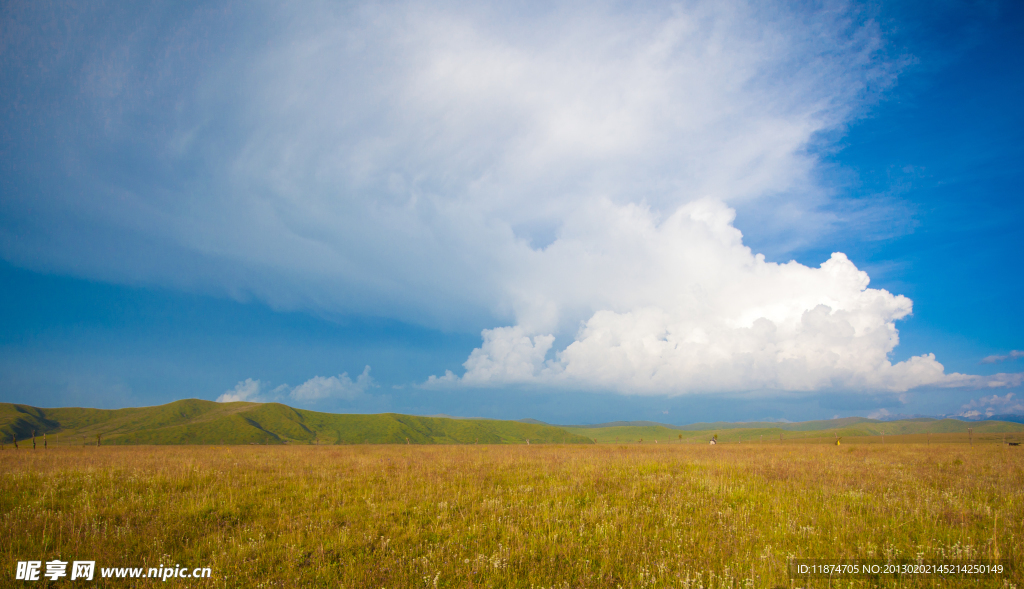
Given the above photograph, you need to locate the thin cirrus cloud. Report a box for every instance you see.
[1,0,1017,398]
[980,351,1024,364]
[216,367,375,404]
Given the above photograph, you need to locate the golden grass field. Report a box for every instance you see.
[2,443,1021,588]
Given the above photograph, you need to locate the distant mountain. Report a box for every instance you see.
[984,414,1024,424]
[0,400,593,446]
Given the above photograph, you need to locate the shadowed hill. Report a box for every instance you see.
[0,400,593,445]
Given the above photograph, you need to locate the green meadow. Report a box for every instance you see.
[563,418,1024,446]
[3,442,1022,587]
[3,402,1023,587]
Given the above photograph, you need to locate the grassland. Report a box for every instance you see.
[563,420,1024,445]
[2,443,1021,587]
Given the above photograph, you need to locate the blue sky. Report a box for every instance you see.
[1,0,1021,424]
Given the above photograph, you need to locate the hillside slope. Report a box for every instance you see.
[0,400,593,445]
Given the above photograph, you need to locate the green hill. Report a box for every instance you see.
[4,400,1020,446]
[0,400,593,446]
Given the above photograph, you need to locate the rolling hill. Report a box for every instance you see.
[0,400,593,445]
[3,400,1021,446]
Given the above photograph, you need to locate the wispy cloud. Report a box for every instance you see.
[980,350,1024,364]
[216,367,376,404]
[290,367,375,402]
[0,0,898,330]
[216,378,269,403]
[936,372,1024,390]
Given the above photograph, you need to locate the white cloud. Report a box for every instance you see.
[980,350,1024,364]
[2,0,898,330]
[428,199,954,394]
[216,378,266,403]
[957,393,1024,419]
[460,327,554,385]
[217,368,376,403]
[937,373,1024,390]
[8,0,1015,397]
[290,366,376,402]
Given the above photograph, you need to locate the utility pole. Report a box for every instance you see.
[969,428,973,447]
[32,430,36,449]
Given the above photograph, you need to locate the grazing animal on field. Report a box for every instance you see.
[1010,442,1020,447]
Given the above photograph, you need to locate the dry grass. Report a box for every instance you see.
[2,444,1021,587]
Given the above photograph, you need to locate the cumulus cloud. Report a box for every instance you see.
[290,367,376,402]
[428,199,954,394]
[980,350,1024,364]
[957,393,1024,420]
[217,368,376,403]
